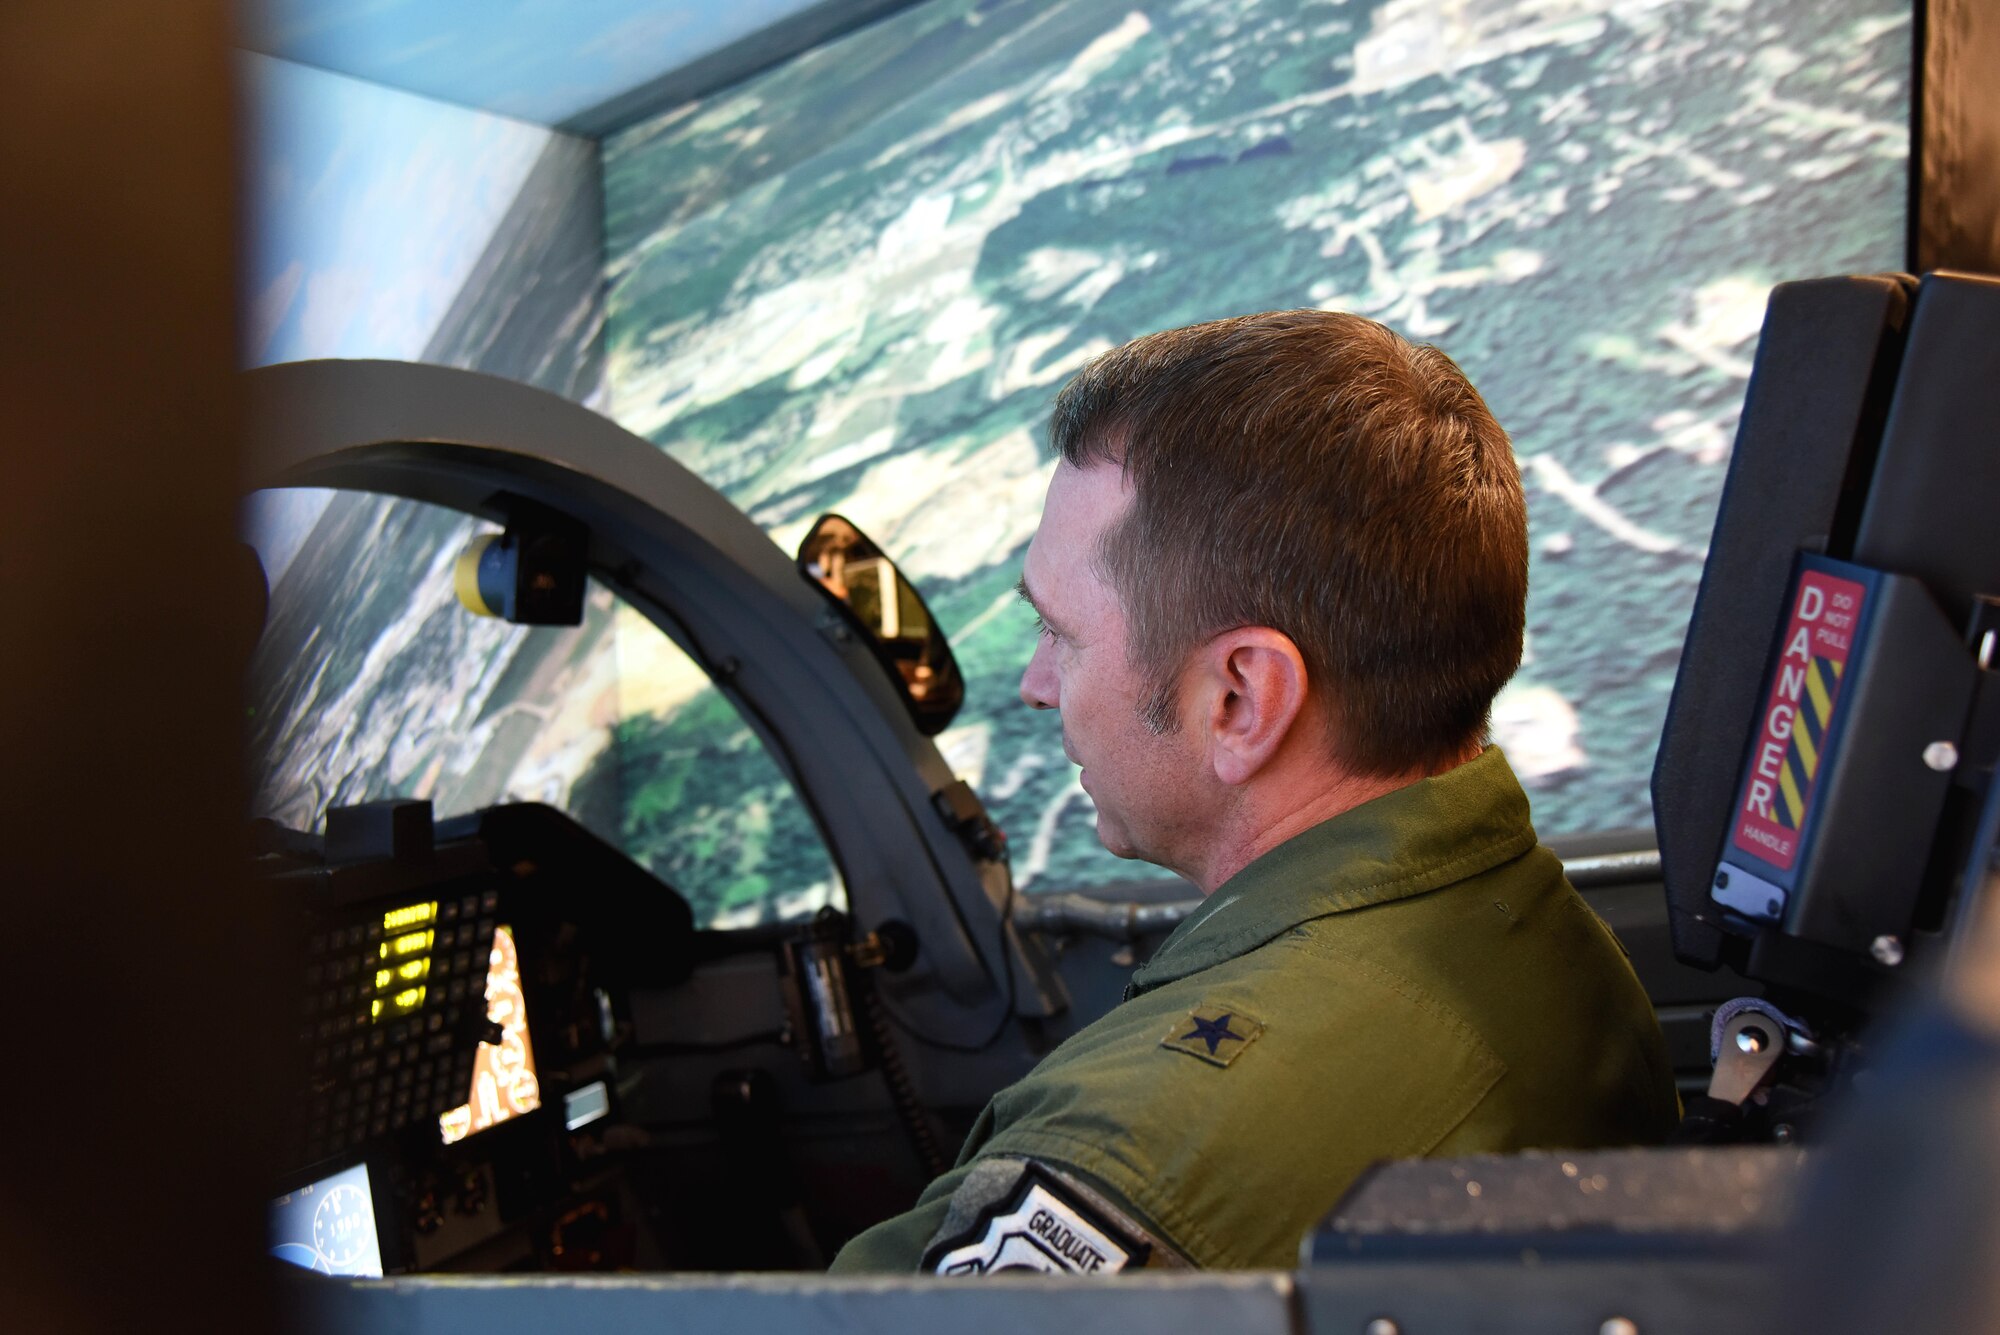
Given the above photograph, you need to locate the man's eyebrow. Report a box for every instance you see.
[1015,576,1059,632]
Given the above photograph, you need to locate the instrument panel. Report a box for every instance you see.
[261,798,695,1276]
[296,886,508,1167]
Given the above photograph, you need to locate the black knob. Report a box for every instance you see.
[872,920,919,973]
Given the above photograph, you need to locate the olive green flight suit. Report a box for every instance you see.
[831,747,1678,1271]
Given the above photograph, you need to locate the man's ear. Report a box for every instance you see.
[1195,627,1310,786]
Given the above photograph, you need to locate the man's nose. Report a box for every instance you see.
[1020,637,1058,710]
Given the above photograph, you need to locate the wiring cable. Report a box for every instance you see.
[861,982,952,1179]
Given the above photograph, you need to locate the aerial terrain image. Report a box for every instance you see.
[597,0,1909,907]
[250,0,1910,927]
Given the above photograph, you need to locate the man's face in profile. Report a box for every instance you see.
[1018,461,1203,869]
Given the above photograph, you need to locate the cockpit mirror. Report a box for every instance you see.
[797,514,964,736]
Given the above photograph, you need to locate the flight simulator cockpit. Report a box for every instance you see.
[242,264,2000,1331]
[242,357,1052,1278]
[16,0,2000,1330]
[178,0,2000,1325]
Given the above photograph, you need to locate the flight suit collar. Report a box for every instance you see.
[1126,746,1538,996]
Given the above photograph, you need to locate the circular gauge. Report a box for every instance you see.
[311,1183,372,1271]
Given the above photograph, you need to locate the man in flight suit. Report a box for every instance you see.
[831,310,1678,1273]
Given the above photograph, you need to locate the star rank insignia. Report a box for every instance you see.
[1160,1006,1264,1067]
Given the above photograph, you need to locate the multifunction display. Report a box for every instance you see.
[296,887,500,1166]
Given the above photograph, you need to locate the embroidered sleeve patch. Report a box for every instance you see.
[921,1161,1156,1275]
[1160,1006,1264,1067]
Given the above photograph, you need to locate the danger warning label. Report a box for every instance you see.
[1731,568,1867,871]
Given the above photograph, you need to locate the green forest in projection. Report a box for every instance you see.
[573,687,837,927]
[601,0,1911,901]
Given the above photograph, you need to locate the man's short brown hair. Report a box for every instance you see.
[1049,309,1527,778]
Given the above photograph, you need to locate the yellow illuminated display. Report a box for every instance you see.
[370,985,427,1023]
[379,929,433,960]
[366,918,439,1022]
[381,901,438,932]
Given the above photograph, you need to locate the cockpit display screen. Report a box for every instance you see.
[439,925,540,1145]
[269,1162,384,1278]
[295,888,500,1169]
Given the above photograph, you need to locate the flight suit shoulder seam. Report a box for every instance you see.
[1407,1061,1510,1159]
[1283,936,1511,1162]
[1269,929,1508,1080]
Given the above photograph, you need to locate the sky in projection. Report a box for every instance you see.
[242,52,551,370]
[240,53,556,585]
